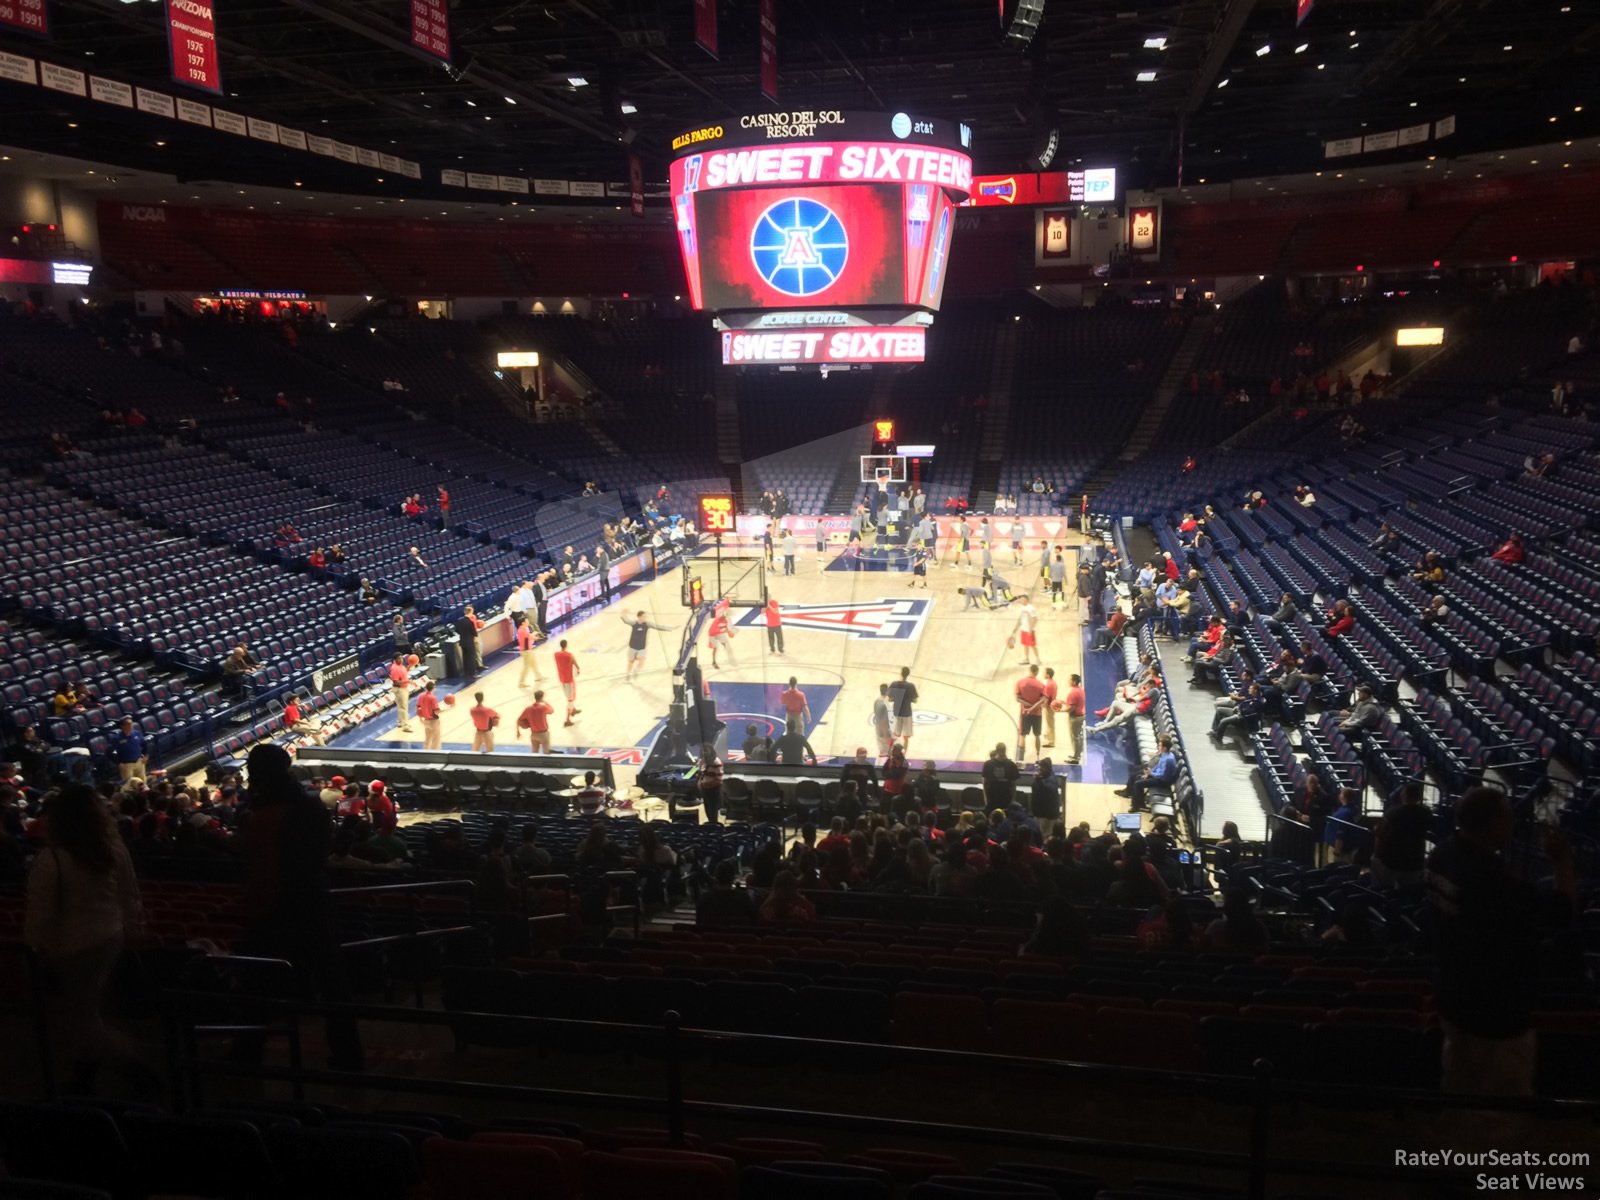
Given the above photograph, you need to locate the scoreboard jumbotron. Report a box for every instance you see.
[670,110,974,368]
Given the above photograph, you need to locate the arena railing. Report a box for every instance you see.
[157,994,1600,1200]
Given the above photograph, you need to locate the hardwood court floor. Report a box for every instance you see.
[372,536,1132,830]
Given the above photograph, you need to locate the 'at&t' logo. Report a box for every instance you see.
[750,196,848,298]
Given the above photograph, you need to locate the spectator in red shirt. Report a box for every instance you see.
[1325,600,1355,637]
[1490,533,1525,565]
[436,486,450,530]
[306,546,326,569]
[366,780,395,827]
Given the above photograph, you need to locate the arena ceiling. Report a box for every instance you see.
[0,0,1595,201]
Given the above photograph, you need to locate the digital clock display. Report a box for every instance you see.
[698,493,737,534]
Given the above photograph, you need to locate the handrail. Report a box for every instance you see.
[160,994,1600,1200]
[329,879,476,899]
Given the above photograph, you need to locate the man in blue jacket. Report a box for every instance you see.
[110,717,147,782]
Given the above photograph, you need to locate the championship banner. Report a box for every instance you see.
[410,0,450,64]
[628,152,644,218]
[758,0,777,102]
[167,0,221,94]
[0,0,48,38]
[694,0,718,58]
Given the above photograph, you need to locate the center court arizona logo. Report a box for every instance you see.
[732,598,933,641]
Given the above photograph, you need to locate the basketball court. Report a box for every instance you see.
[345,519,1135,834]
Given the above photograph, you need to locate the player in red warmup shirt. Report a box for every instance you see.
[553,639,581,726]
[707,607,736,668]
[517,690,555,753]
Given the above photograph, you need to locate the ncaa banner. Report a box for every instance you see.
[167,0,221,94]
[694,0,717,58]
[759,0,777,102]
[411,0,450,64]
[0,0,48,38]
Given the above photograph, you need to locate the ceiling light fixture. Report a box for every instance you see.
[1216,77,1230,88]
[504,96,517,105]
[1143,35,1167,49]
[1136,70,1157,81]
[620,101,638,114]
[567,75,589,87]
[1294,43,1308,53]
[464,99,476,107]
[1256,43,1270,56]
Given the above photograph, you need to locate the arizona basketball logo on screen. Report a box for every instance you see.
[750,196,849,298]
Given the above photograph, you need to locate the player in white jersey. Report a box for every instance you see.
[1010,594,1042,666]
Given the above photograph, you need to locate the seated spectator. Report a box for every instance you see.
[1190,633,1237,686]
[1212,683,1266,746]
[1490,533,1526,565]
[1338,685,1385,733]
[1138,896,1197,952]
[1184,615,1225,663]
[758,870,816,923]
[1262,592,1297,635]
[1410,551,1445,586]
[1324,600,1355,637]
[1367,523,1400,554]
[1022,895,1089,958]
[1419,594,1449,626]
[1086,678,1158,734]
[1205,888,1268,952]
[1089,607,1129,651]
[1116,736,1179,812]
[698,859,756,924]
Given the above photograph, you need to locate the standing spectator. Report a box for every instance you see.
[468,692,499,753]
[698,743,723,824]
[457,605,485,674]
[981,743,1020,809]
[594,542,612,602]
[392,613,411,658]
[1372,782,1430,890]
[237,744,362,1070]
[780,527,797,576]
[763,596,785,655]
[517,692,554,754]
[388,655,414,733]
[775,717,818,766]
[553,639,581,726]
[414,679,443,750]
[25,783,146,1092]
[1426,786,1575,1095]
[109,717,147,782]
[436,485,450,530]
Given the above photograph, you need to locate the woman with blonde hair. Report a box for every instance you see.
[25,784,144,1091]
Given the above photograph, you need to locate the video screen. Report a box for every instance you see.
[691,183,905,310]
